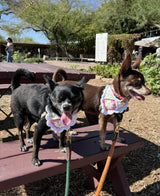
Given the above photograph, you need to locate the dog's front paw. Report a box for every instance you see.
[21,145,28,152]
[32,158,41,166]
[27,138,33,144]
[117,137,125,143]
[100,143,110,151]
[52,132,59,141]
[70,130,78,135]
[60,147,67,153]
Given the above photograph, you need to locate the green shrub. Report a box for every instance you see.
[24,57,43,63]
[12,51,43,63]
[13,51,24,63]
[88,63,120,78]
[0,54,5,62]
[87,53,160,96]
[107,34,140,63]
[69,64,79,69]
[140,53,160,95]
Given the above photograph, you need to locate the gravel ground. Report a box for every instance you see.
[0,60,160,196]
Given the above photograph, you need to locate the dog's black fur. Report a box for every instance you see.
[11,68,84,166]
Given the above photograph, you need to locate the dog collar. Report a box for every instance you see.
[100,85,128,115]
[45,105,77,133]
[111,85,126,101]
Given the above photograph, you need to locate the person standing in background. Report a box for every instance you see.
[137,46,142,57]
[5,37,14,62]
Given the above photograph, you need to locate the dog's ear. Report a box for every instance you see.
[119,53,132,75]
[43,74,58,91]
[75,77,85,89]
[132,52,142,70]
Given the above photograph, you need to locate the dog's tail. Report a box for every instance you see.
[52,68,67,82]
[11,68,35,91]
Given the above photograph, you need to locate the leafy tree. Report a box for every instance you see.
[0,35,5,42]
[95,0,136,34]
[12,36,36,43]
[132,0,160,31]
[0,0,94,57]
[1,0,160,58]
[95,0,160,34]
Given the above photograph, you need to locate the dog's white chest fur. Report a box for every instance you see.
[45,105,77,133]
[100,85,128,115]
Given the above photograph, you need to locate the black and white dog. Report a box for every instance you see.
[11,69,84,166]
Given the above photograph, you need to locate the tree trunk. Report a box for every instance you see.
[148,22,160,29]
[53,32,74,59]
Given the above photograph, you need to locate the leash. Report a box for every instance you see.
[43,106,74,195]
[95,114,122,196]
[65,129,71,196]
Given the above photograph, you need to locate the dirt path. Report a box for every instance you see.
[45,60,97,70]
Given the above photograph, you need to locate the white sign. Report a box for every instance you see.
[95,33,108,62]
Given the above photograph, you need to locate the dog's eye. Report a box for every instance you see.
[134,82,139,86]
[134,81,141,88]
[58,95,64,102]
[71,95,78,100]
[71,95,75,99]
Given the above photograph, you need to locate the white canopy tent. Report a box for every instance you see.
[135,36,160,48]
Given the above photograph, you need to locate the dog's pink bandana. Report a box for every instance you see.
[45,105,77,133]
[100,85,128,115]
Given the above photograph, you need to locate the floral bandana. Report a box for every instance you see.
[45,105,77,133]
[100,85,128,115]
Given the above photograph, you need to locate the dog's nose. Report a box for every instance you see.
[146,86,152,95]
[63,104,71,111]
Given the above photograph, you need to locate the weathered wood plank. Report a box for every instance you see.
[0,124,143,192]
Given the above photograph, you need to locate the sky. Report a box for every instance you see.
[0,13,50,44]
[0,0,101,44]
[0,29,50,44]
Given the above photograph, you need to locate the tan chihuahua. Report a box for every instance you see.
[53,53,151,150]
